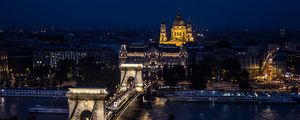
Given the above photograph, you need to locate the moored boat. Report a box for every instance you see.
[0,88,67,97]
[167,90,297,103]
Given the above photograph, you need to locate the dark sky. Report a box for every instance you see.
[1,0,300,29]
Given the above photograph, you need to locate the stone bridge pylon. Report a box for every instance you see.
[119,64,144,92]
[66,88,108,120]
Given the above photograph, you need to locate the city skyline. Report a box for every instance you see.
[1,0,300,29]
[0,1,300,120]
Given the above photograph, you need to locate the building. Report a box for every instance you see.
[119,43,188,68]
[0,51,9,81]
[119,42,188,79]
[159,10,194,46]
[33,47,117,68]
[234,45,261,78]
[272,50,300,78]
[286,51,300,76]
[192,41,262,79]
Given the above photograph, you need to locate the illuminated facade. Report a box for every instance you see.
[119,44,187,68]
[0,52,9,81]
[159,10,194,46]
[33,47,116,68]
[119,43,188,80]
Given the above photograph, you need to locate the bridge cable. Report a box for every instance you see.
[118,70,127,91]
[69,98,79,120]
[90,100,98,120]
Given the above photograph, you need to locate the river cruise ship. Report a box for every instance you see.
[0,88,67,97]
[167,90,299,103]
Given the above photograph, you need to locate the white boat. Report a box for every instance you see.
[167,90,297,103]
[28,105,68,114]
[0,88,67,97]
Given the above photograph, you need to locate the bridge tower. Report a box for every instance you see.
[119,64,144,92]
[66,88,108,120]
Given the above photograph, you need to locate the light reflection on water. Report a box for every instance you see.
[0,97,299,120]
[0,97,5,117]
[121,98,300,120]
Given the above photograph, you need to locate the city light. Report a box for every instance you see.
[0,1,299,120]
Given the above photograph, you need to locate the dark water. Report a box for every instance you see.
[1,97,300,120]
[120,98,300,120]
[0,97,68,120]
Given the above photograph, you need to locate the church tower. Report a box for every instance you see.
[186,17,194,42]
[159,18,167,43]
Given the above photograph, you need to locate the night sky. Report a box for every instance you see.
[1,0,300,29]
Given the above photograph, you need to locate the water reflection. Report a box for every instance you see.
[0,97,68,120]
[0,97,299,120]
[0,97,5,118]
[121,98,300,120]
[154,97,167,106]
[138,111,151,120]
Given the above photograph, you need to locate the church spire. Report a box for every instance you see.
[188,16,191,24]
[175,9,183,21]
[160,17,167,42]
[173,9,185,26]
[186,16,193,42]
[161,17,165,24]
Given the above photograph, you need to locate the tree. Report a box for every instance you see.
[77,57,119,90]
[167,113,175,120]
[162,65,186,86]
[190,64,207,89]
[77,57,105,86]
[239,69,250,81]
[157,70,163,80]
[239,80,251,90]
[238,69,251,90]
[163,66,177,86]
[201,57,217,79]
[54,70,67,87]
[189,57,217,89]
[27,66,51,87]
[30,66,50,79]
[172,65,186,81]
[57,59,76,79]
[220,58,241,81]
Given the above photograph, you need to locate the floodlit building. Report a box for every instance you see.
[159,10,194,46]
[0,52,9,81]
[119,44,187,68]
[33,47,117,68]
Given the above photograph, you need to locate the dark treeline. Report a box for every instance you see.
[9,57,119,91]
[163,56,251,90]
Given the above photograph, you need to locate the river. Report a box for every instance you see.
[0,97,299,120]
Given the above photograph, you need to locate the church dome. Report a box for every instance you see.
[173,11,185,26]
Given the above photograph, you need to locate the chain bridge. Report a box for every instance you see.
[66,64,150,120]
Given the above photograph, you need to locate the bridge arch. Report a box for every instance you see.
[80,110,92,120]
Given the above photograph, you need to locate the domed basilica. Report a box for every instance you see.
[159,10,194,46]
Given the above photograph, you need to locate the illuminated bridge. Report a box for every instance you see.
[67,64,150,120]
